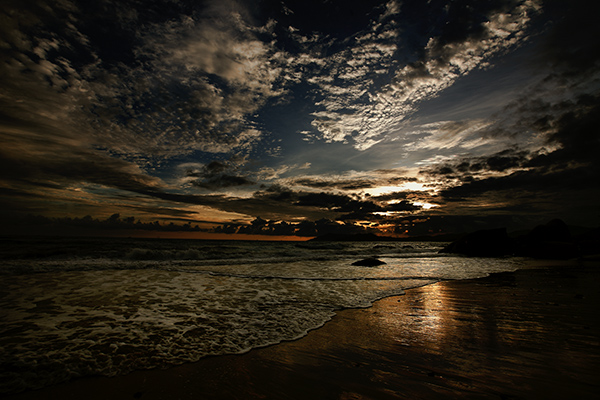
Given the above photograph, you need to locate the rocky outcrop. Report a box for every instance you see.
[575,227,600,256]
[440,219,590,259]
[525,219,572,242]
[515,219,578,259]
[440,228,514,257]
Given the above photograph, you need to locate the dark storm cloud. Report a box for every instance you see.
[214,216,373,237]
[541,97,600,165]
[533,0,600,78]
[0,0,280,162]
[186,161,255,190]
[304,0,540,150]
[0,138,161,195]
[127,186,333,222]
[484,92,599,147]
[435,91,600,188]
[118,204,196,219]
[482,151,526,172]
[0,0,289,222]
[296,192,380,213]
[435,97,600,222]
[418,3,600,227]
[440,170,551,200]
[422,0,524,49]
[2,0,598,236]
[292,177,376,190]
[477,0,600,142]
[212,217,384,237]
[250,184,424,221]
[370,190,440,208]
[424,148,530,179]
[0,213,206,236]
[370,191,411,202]
[385,201,421,212]
[436,168,600,227]
[291,172,418,191]
[258,0,390,40]
[253,185,378,214]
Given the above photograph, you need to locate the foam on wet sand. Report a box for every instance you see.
[6,261,599,400]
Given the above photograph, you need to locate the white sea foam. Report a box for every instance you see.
[0,239,525,394]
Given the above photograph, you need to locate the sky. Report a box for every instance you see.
[1,0,599,239]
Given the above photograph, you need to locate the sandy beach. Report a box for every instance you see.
[5,261,600,400]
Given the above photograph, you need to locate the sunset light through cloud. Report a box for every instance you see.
[1,0,599,239]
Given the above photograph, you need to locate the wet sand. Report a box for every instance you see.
[6,263,600,400]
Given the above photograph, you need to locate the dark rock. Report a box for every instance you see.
[574,227,600,256]
[515,219,578,259]
[440,228,514,257]
[516,240,579,259]
[526,219,572,242]
[441,219,588,259]
[351,257,386,267]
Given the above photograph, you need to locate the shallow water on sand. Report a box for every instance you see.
[0,238,526,394]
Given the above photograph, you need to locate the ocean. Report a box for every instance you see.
[0,237,526,394]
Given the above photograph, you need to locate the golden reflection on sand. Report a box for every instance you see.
[372,283,450,353]
[6,267,599,400]
[255,283,455,368]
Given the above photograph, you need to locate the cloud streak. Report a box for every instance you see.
[303,0,541,150]
[1,0,598,236]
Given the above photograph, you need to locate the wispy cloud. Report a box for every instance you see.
[303,0,541,150]
[404,120,495,152]
[0,0,288,165]
[0,0,290,215]
[2,0,598,234]
[180,160,255,190]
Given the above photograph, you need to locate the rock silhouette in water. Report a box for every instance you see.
[352,258,386,267]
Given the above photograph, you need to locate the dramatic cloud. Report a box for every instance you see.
[0,0,284,167]
[305,0,541,150]
[183,161,255,190]
[1,0,598,237]
[425,96,600,223]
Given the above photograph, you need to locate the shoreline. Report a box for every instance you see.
[5,260,600,399]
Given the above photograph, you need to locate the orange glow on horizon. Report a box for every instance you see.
[108,230,313,241]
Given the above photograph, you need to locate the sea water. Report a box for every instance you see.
[0,238,526,394]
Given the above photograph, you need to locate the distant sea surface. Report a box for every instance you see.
[0,237,526,394]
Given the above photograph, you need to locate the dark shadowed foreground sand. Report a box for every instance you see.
[6,262,600,400]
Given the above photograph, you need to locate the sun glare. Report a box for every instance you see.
[366,182,431,196]
[413,201,438,210]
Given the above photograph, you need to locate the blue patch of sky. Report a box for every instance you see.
[411,39,543,125]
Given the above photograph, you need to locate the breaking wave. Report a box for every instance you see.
[0,238,525,394]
